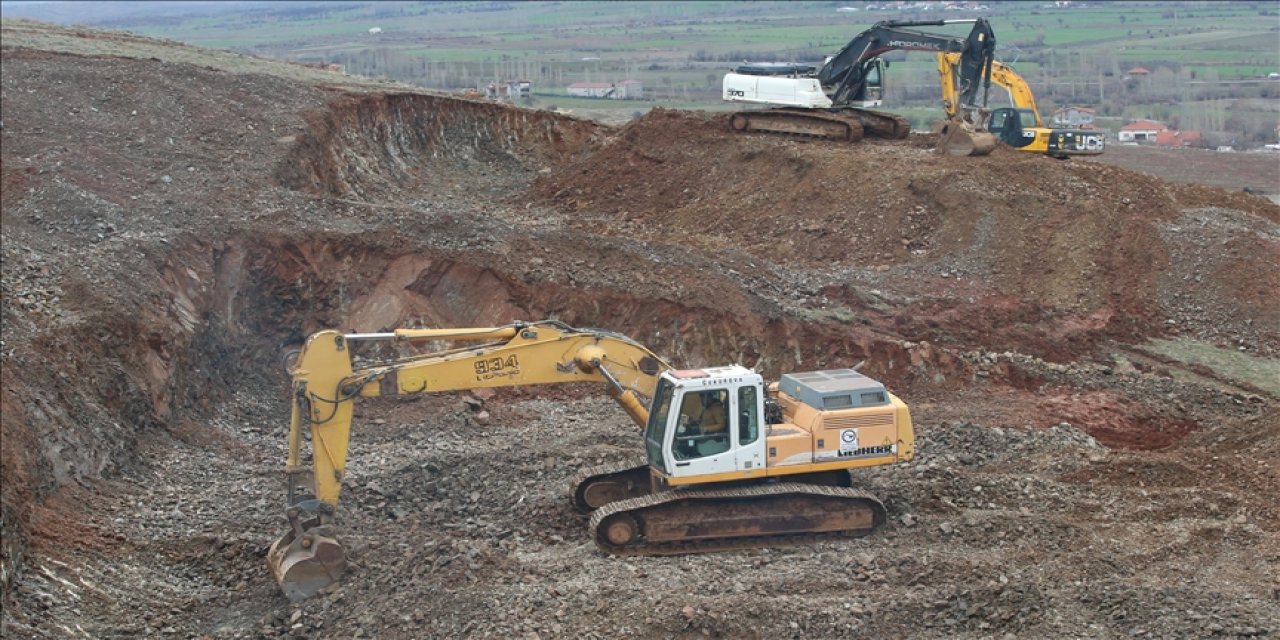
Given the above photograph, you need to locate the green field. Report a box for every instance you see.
[6,1,1277,142]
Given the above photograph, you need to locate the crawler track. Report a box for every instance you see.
[729,107,910,143]
[588,483,886,556]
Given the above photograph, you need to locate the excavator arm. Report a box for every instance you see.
[819,19,996,110]
[937,52,1039,125]
[286,320,667,505]
[270,320,670,600]
[988,62,1042,126]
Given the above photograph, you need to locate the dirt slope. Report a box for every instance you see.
[2,21,1278,639]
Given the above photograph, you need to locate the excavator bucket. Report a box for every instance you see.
[935,120,997,157]
[266,525,347,602]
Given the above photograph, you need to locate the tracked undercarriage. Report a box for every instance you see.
[729,107,911,143]
[589,483,886,555]
[573,466,887,555]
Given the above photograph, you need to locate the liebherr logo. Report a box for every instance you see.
[888,40,942,50]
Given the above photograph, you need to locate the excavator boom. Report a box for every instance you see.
[268,320,669,600]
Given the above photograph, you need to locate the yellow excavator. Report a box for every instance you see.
[937,52,1105,157]
[267,320,915,601]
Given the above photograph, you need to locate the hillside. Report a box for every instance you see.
[2,20,1278,639]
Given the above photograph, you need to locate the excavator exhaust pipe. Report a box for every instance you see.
[267,504,348,601]
[935,120,997,156]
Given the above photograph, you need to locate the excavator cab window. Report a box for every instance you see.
[863,59,884,102]
[989,107,1035,148]
[673,389,731,461]
[645,379,675,474]
[738,386,759,445]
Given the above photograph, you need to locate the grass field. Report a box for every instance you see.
[4,1,1276,140]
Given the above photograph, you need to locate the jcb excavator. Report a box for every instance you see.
[268,320,914,601]
[722,19,998,155]
[937,52,1105,158]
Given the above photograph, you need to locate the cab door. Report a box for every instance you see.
[734,384,766,472]
[861,59,884,106]
[667,387,739,480]
[989,108,1033,148]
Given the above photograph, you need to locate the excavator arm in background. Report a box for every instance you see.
[723,18,997,155]
[820,19,996,115]
[938,52,1105,157]
[268,320,670,601]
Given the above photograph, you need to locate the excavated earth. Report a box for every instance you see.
[2,21,1279,639]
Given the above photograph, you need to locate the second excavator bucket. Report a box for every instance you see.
[935,120,997,157]
[267,518,347,602]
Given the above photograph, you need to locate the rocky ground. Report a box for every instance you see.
[2,19,1278,639]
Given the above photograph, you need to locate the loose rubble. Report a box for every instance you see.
[2,21,1277,639]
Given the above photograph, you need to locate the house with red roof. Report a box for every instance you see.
[1117,119,1167,142]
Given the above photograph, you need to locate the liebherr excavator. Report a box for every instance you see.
[268,320,914,601]
[937,52,1105,158]
[722,18,998,155]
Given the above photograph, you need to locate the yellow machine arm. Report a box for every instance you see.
[938,52,1041,126]
[284,320,669,507]
[270,319,670,600]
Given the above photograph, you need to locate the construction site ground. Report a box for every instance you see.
[2,21,1278,639]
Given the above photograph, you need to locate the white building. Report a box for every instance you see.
[566,80,643,100]
[1052,106,1097,128]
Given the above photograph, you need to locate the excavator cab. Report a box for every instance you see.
[852,58,885,108]
[645,367,767,482]
[987,107,1039,148]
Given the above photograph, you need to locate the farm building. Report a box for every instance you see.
[1052,106,1096,128]
[1126,66,1151,77]
[486,80,532,102]
[1118,119,1168,142]
[566,80,643,99]
[1154,130,1203,149]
